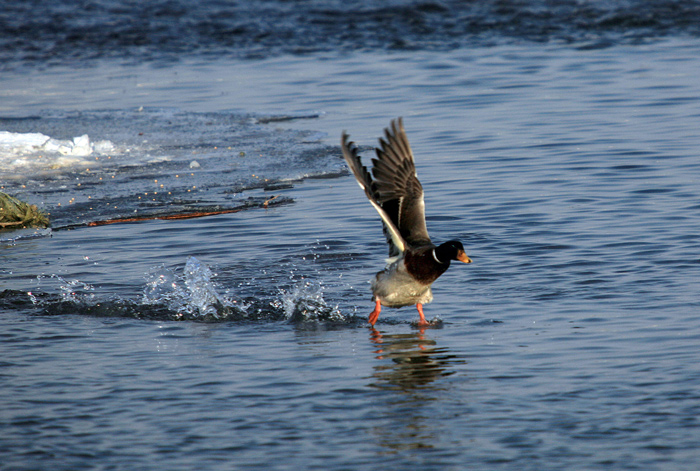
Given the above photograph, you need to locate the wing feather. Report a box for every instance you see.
[341,132,406,255]
[341,118,432,257]
[372,118,432,248]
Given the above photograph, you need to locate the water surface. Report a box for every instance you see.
[2,2,700,470]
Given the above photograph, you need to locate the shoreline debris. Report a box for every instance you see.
[0,192,50,229]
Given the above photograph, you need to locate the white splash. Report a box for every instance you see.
[142,257,230,319]
[277,280,344,322]
[35,274,95,303]
[183,256,227,318]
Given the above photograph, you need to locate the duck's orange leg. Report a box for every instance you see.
[416,303,430,327]
[368,299,381,326]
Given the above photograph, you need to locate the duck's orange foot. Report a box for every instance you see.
[410,318,443,328]
[411,303,442,328]
[368,299,381,326]
[416,303,427,325]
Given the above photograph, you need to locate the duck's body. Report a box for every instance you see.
[341,118,471,327]
[373,246,450,308]
[372,255,435,309]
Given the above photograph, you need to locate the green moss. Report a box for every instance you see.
[0,192,50,229]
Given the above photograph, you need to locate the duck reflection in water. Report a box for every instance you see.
[369,327,462,390]
[367,327,466,452]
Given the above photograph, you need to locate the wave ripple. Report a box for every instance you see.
[3,0,700,68]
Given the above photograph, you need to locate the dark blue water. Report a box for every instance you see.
[3,0,700,68]
[2,1,700,470]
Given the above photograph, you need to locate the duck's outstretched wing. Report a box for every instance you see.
[341,131,407,256]
[371,118,432,250]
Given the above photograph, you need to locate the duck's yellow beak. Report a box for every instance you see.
[457,250,472,264]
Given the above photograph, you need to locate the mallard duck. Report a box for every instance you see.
[341,117,472,327]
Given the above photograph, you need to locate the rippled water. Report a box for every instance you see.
[4,0,700,67]
[3,1,700,470]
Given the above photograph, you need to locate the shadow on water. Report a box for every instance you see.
[367,327,467,452]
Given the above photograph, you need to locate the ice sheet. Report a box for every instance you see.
[0,130,117,173]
